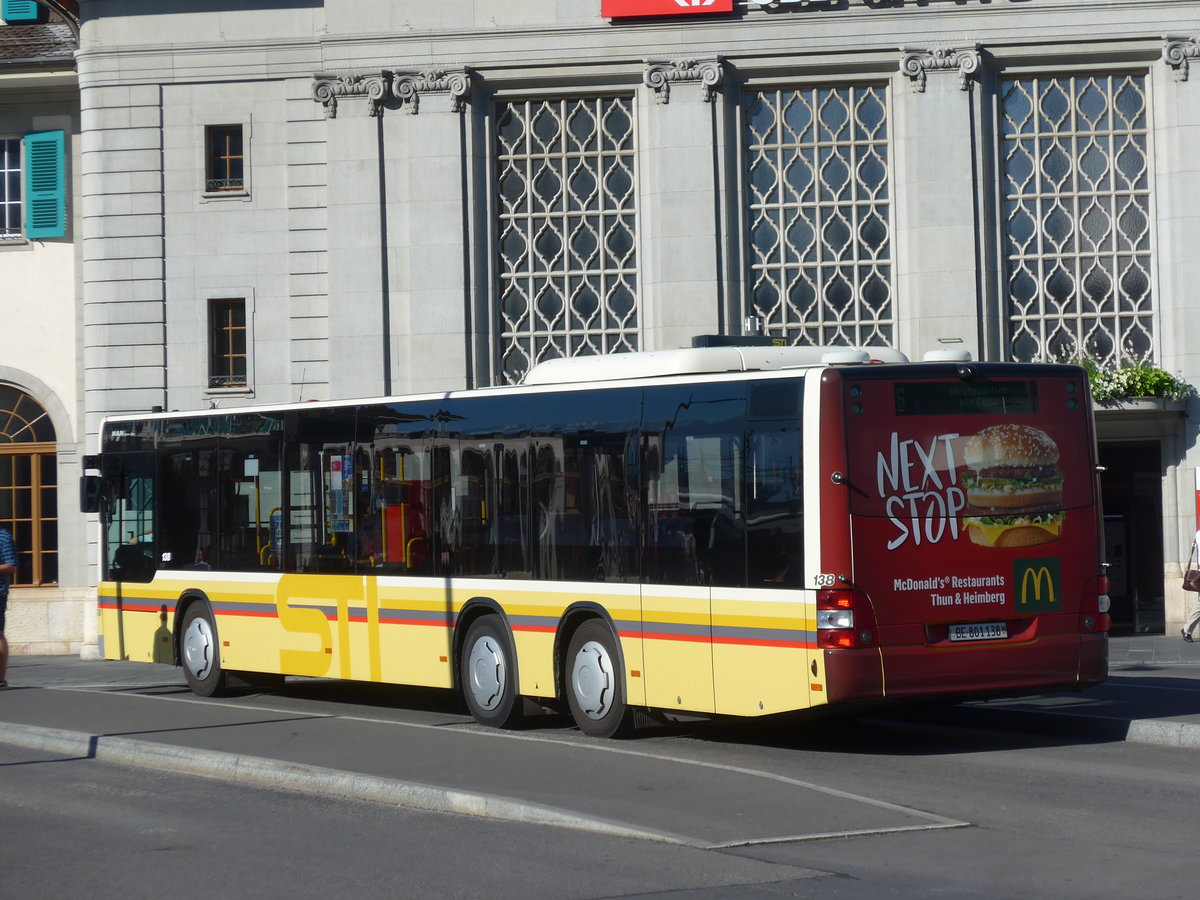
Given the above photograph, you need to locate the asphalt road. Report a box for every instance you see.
[2,654,1199,898]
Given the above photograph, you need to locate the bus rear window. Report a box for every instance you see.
[893,381,1039,416]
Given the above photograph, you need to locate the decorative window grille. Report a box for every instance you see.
[209,299,248,388]
[205,125,244,193]
[1001,74,1153,366]
[0,387,57,585]
[1,139,21,240]
[494,97,638,385]
[743,85,893,347]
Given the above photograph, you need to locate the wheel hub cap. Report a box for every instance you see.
[467,636,506,711]
[183,617,213,680]
[571,640,614,720]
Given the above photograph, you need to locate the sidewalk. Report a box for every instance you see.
[1106,631,1200,667]
[0,633,1197,844]
[890,632,1200,748]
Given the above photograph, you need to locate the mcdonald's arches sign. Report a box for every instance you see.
[602,0,734,18]
[1015,558,1062,613]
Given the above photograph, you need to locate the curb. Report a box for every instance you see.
[1124,718,1200,749]
[0,721,692,845]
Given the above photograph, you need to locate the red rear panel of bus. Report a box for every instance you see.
[831,364,1107,703]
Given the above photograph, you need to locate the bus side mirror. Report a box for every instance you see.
[80,475,102,514]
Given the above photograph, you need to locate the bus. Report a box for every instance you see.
[85,345,1109,737]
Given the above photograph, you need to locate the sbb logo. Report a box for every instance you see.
[602,1,734,18]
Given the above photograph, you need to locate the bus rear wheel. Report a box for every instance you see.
[566,620,634,738]
[179,603,230,697]
[460,617,523,729]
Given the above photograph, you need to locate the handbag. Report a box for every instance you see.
[1185,542,1200,592]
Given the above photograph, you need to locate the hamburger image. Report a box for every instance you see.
[961,424,1065,548]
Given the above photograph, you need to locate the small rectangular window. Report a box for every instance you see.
[1,139,20,240]
[206,125,244,193]
[209,299,248,388]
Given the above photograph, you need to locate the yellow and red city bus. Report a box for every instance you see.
[88,346,1109,736]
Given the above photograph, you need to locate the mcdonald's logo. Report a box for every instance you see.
[1014,557,1061,613]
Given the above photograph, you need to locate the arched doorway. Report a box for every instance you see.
[0,386,57,585]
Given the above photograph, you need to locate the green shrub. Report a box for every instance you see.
[1079,359,1193,404]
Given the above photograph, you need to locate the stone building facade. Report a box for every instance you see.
[0,2,88,655]
[68,0,1200,645]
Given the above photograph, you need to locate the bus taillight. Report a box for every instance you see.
[816,589,877,649]
[1080,574,1112,634]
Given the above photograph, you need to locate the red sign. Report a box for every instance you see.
[602,0,734,18]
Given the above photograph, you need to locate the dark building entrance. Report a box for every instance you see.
[1099,442,1165,634]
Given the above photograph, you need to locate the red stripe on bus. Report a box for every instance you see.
[217,608,281,618]
[712,637,813,649]
[621,631,710,644]
[98,603,165,614]
[376,618,453,628]
[621,629,811,649]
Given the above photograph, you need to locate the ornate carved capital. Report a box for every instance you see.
[1164,37,1200,83]
[900,47,981,94]
[643,58,724,105]
[312,72,388,118]
[390,69,472,115]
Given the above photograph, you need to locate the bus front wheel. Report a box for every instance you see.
[179,603,230,697]
[566,620,634,738]
[460,617,523,729]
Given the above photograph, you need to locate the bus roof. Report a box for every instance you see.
[99,345,935,429]
[521,345,911,385]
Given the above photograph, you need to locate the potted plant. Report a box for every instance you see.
[1079,359,1193,408]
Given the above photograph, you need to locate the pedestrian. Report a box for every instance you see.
[1185,529,1200,644]
[0,525,16,688]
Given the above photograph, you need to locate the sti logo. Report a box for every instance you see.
[602,1,734,18]
[1014,558,1062,613]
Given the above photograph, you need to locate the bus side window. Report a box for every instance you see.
[353,402,442,576]
[215,429,285,572]
[643,384,747,587]
[747,425,803,587]
[531,389,637,583]
[318,445,355,572]
[370,444,432,574]
[287,459,320,573]
[160,449,214,570]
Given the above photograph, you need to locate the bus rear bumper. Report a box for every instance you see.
[825,632,1108,705]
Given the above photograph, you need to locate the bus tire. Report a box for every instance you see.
[565,619,634,738]
[179,603,230,697]
[460,617,523,729]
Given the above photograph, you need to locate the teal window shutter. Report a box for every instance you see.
[24,130,65,239]
[2,1,43,24]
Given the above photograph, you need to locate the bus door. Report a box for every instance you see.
[840,366,1102,698]
[97,447,159,663]
[103,451,158,584]
[640,382,746,715]
[722,378,811,717]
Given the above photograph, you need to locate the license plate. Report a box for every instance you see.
[948,622,1007,642]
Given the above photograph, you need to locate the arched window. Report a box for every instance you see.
[0,387,57,585]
